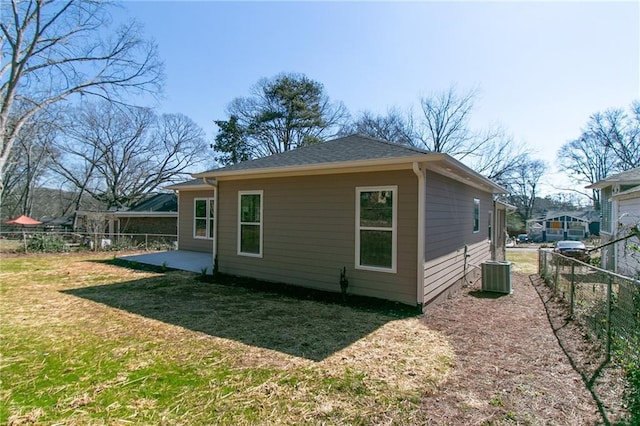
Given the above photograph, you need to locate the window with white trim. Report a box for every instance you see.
[356,186,397,273]
[194,198,215,239]
[238,191,263,257]
[473,198,480,233]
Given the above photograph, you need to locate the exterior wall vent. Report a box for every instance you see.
[481,260,512,294]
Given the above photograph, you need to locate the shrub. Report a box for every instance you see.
[146,239,175,251]
[614,333,640,424]
[27,234,69,253]
[108,237,139,251]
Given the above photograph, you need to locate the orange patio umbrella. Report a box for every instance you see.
[4,215,42,252]
[4,215,42,225]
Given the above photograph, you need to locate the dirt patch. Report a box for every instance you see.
[530,275,630,424]
[421,273,605,425]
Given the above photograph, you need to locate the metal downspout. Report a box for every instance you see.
[412,162,426,311]
[203,178,218,273]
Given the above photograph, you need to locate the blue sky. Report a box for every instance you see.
[115,1,639,196]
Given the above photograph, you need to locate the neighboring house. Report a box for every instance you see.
[40,216,74,231]
[170,135,509,309]
[75,193,177,237]
[526,210,599,242]
[587,167,640,277]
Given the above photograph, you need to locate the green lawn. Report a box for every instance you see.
[0,253,453,425]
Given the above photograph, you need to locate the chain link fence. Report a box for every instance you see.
[539,249,640,423]
[0,230,177,253]
[539,249,639,362]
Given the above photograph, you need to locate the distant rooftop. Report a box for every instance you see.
[129,193,177,212]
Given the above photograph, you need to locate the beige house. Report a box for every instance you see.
[169,135,508,309]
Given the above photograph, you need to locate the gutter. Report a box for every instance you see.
[413,162,426,312]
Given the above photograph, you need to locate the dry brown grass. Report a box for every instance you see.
[506,248,539,274]
[2,250,612,425]
[0,239,23,253]
[1,252,453,425]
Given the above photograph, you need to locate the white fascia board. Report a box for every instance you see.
[112,212,177,218]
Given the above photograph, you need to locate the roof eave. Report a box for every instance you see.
[111,211,177,218]
[191,152,507,195]
[430,156,509,194]
[586,178,640,190]
[495,200,517,211]
[585,182,606,190]
[192,154,440,180]
[165,179,213,191]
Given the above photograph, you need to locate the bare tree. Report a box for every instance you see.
[586,103,640,170]
[558,101,640,208]
[341,108,414,146]
[49,102,207,209]
[507,157,548,221]
[343,87,527,188]
[557,133,617,209]
[415,86,478,156]
[413,86,529,184]
[0,0,164,203]
[465,128,529,188]
[1,108,58,217]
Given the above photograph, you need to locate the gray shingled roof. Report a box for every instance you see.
[600,167,640,183]
[199,134,431,174]
[164,178,211,191]
[168,178,204,187]
[587,166,640,189]
[189,134,507,194]
[129,193,177,212]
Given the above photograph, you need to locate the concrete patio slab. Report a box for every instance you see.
[119,250,212,274]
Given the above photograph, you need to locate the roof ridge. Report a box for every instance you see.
[346,133,432,155]
[199,134,431,175]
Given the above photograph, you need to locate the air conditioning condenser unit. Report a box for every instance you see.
[481,260,512,294]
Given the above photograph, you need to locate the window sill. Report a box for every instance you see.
[356,264,396,274]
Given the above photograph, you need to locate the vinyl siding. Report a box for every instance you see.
[176,189,215,253]
[423,170,493,303]
[494,208,507,261]
[616,196,640,277]
[216,171,419,305]
[601,186,613,234]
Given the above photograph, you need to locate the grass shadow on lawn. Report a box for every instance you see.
[63,259,417,362]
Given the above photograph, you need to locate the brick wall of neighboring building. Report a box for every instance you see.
[118,216,177,235]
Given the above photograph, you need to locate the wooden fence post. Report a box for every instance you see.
[554,257,560,292]
[570,263,575,317]
[538,249,542,276]
[606,276,613,358]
